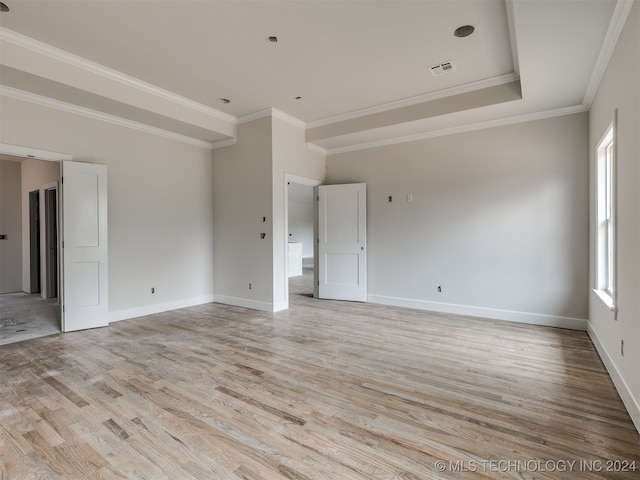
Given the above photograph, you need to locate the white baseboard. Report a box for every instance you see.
[588,325,640,434]
[109,294,215,323]
[367,294,588,330]
[213,294,274,312]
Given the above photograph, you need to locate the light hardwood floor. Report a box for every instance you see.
[1,275,639,479]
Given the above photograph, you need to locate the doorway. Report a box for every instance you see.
[0,156,62,345]
[29,190,41,294]
[286,180,317,302]
[45,187,58,299]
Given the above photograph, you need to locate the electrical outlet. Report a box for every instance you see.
[151,287,155,294]
[388,196,393,203]
[621,339,624,356]
[437,286,442,293]
[249,283,252,290]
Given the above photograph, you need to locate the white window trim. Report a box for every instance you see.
[594,116,617,313]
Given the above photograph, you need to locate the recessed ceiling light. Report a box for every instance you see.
[454,25,475,38]
[219,98,230,104]
[267,36,278,43]
[0,2,10,12]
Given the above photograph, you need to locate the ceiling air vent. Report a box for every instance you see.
[429,60,456,77]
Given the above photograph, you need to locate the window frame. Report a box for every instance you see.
[594,121,617,312]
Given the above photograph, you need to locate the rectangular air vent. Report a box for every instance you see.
[429,60,456,76]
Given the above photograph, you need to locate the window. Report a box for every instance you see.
[595,123,616,310]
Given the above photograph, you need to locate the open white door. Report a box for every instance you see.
[317,183,366,301]
[61,161,108,332]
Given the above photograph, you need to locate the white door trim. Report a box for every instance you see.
[39,181,58,300]
[283,173,322,310]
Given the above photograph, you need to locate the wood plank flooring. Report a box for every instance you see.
[1,283,639,478]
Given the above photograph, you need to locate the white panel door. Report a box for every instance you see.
[61,161,108,332]
[317,183,366,301]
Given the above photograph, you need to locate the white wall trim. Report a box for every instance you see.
[272,108,306,129]
[0,143,73,161]
[306,142,327,155]
[211,138,238,150]
[587,325,640,433]
[214,294,274,312]
[238,108,273,125]
[307,73,520,129]
[1,86,216,149]
[238,108,307,130]
[582,0,635,107]
[272,300,288,312]
[367,294,588,330]
[325,104,588,155]
[109,294,215,323]
[0,28,237,125]
[505,0,520,76]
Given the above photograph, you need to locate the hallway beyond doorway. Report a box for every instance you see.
[0,293,60,345]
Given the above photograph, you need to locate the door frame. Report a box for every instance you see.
[283,173,322,309]
[1,143,71,312]
[42,182,59,300]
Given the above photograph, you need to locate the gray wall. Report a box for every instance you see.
[0,160,22,293]
[588,1,640,430]
[327,112,589,327]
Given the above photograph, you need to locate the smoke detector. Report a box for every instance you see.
[428,60,457,77]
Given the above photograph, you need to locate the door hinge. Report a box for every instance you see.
[61,177,63,184]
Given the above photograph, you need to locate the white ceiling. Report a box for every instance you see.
[0,0,629,154]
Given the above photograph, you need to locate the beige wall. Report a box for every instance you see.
[0,160,22,293]
[588,1,640,430]
[1,95,215,319]
[327,112,589,327]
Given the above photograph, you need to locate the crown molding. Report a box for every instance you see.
[0,143,73,161]
[325,104,588,155]
[237,108,273,125]
[505,0,520,76]
[306,72,520,130]
[0,28,238,125]
[306,142,327,156]
[238,108,306,130]
[583,0,635,107]
[272,108,306,129]
[210,138,237,149]
[1,86,217,149]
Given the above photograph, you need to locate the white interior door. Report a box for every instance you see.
[61,161,108,332]
[317,183,366,301]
